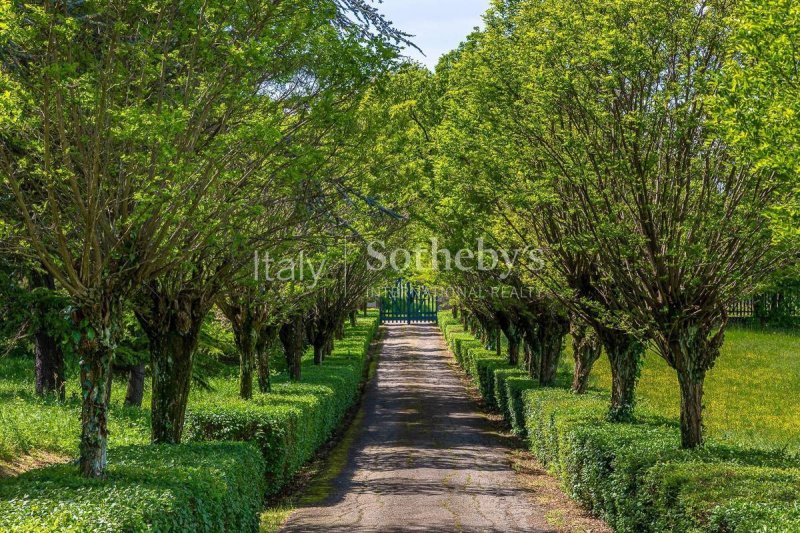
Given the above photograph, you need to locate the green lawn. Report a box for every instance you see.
[0,314,376,464]
[573,328,800,452]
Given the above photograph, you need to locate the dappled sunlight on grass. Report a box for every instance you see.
[575,328,800,451]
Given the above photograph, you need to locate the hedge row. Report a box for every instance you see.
[0,314,379,532]
[185,314,380,496]
[438,310,800,533]
[0,442,266,532]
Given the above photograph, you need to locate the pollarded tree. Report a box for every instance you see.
[509,0,794,447]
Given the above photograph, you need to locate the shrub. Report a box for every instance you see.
[493,368,527,422]
[474,357,508,407]
[0,442,265,532]
[645,462,800,532]
[503,376,537,436]
[185,316,378,496]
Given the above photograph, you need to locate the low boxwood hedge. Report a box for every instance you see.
[474,356,508,407]
[503,375,538,436]
[185,315,379,496]
[438,311,800,532]
[493,368,527,422]
[0,442,265,532]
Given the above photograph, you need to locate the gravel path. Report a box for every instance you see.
[279,323,561,533]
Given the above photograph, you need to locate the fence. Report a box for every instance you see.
[729,290,800,330]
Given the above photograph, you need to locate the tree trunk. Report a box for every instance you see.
[30,269,65,401]
[570,321,602,394]
[313,343,324,365]
[103,366,114,406]
[508,337,520,366]
[452,306,459,319]
[256,326,277,393]
[75,300,118,479]
[350,311,357,327]
[664,325,723,449]
[599,329,644,422]
[523,337,540,380]
[677,370,705,448]
[496,330,502,357]
[34,328,65,401]
[124,363,146,408]
[537,318,567,386]
[235,323,257,400]
[239,335,256,400]
[148,329,199,443]
[79,343,112,478]
[280,319,304,381]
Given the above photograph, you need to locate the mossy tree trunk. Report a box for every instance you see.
[256,325,278,393]
[536,316,568,386]
[136,290,207,444]
[30,269,65,401]
[148,327,201,443]
[570,319,602,394]
[597,327,644,422]
[124,363,146,408]
[280,318,305,381]
[74,297,119,478]
[663,324,724,449]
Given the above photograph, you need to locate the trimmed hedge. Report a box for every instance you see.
[0,442,265,532]
[504,375,537,436]
[438,310,800,533]
[185,315,379,496]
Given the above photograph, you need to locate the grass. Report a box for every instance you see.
[569,328,800,452]
[0,312,379,464]
[0,358,150,462]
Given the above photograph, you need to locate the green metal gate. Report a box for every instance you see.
[379,280,438,324]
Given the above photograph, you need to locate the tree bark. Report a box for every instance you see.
[34,328,65,401]
[349,311,357,327]
[256,326,277,393]
[313,343,324,365]
[678,369,705,448]
[148,328,199,443]
[124,363,146,408]
[537,318,568,386]
[30,269,65,400]
[75,299,118,479]
[230,316,258,400]
[598,329,644,422]
[280,319,304,381]
[238,330,256,400]
[570,320,602,394]
[79,343,112,478]
[508,337,520,366]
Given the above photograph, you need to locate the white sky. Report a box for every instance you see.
[375,0,490,70]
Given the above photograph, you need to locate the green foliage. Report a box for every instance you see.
[503,376,537,436]
[0,442,265,532]
[474,356,508,407]
[184,315,378,496]
[492,368,527,423]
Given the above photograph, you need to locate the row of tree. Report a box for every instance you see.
[0,0,419,478]
[391,0,799,449]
